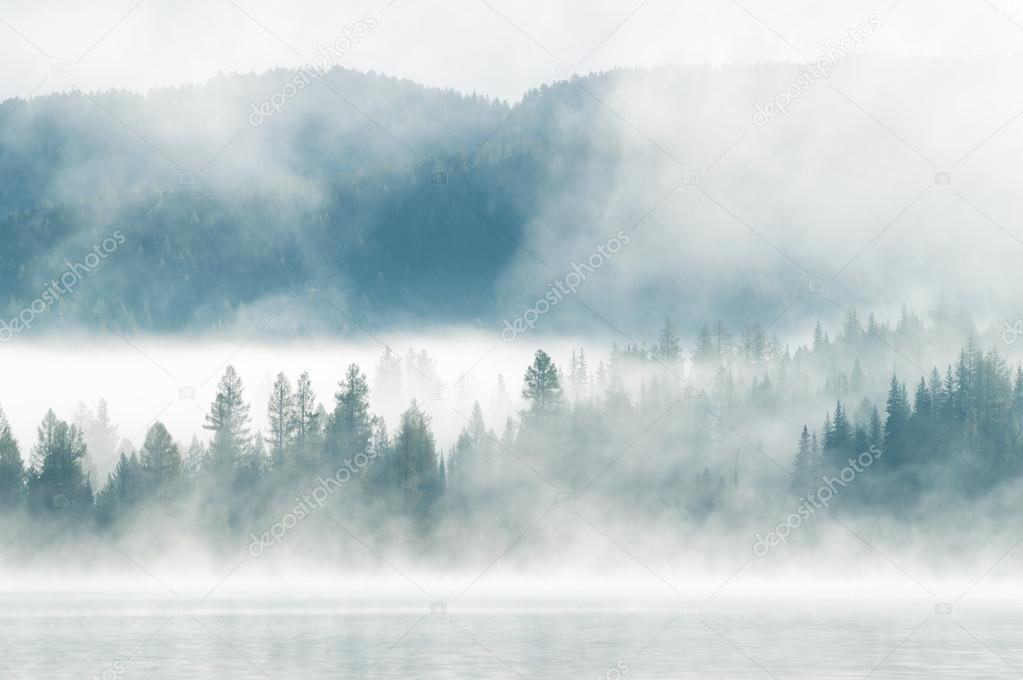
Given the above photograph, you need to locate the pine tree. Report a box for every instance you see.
[884,374,910,464]
[792,425,816,492]
[741,323,767,362]
[868,406,883,449]
[294,371,319,462]
[929,368,946,417]
[404,349,438,402]
[140,422,183,502]
[569,349,590,402]
[326,364,373,462]
[0,407,24,508]
[96,452,143,525]
[693,324,715,364]
[851,359,865,392]
[813,321,828,351]
[184,435,206,479]
[266,372,296,468]
[203,365,251,471]
[375,346,405,407]
[27,410,93,513]
[1014,366,1023,416]
[72,399,119,478]
[654,318,682,369]
[393,400,441,516]
[522,349,562,420]
[489,373,512,422]
[913,378,933,420]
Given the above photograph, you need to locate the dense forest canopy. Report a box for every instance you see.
[3,59,1021,337]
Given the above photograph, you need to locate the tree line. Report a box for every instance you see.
[0,312,1018,552]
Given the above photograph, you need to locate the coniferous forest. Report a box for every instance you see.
[1,308,1019,568]
[4,4,1023,677]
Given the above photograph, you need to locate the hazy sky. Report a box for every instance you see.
[2,0,1023,101]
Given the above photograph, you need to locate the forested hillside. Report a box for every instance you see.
[6,58,1016,335]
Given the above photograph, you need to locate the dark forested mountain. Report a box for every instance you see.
[3,58,1022,335]
[0,68,539,331]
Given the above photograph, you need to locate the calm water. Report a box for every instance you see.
[1,597,1020,679]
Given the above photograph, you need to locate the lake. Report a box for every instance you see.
[1,595,1019,679]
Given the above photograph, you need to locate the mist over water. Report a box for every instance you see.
[5,1,1023,676]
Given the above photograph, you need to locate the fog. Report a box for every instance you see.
[3,309,1023,599]
[4,0,1023,101]
[0,331,587,469]
[5,10,1023,671]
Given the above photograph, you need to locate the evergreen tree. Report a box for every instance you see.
[884,374,911,464]
[792,425,817,492]
[393,400,442,516]
[404,349,438,402]
[203,366,251,471]
[741,323,768,362]
[140,422,183,501]
[522,349,562,421]
[850,359,865,392]
[813,321,828,351]
[693,324,715,364]
[27,410,93,514]
[913,378,933,421]
[867,406,883,449]
[184,435,206,480]
[0,407,24,508]
[294,371,319,462]
[374,346,405,407]
[96,452,143,525]
[568,349,590,402]
[489,373,512,423]
[654,318,682,369]
[326,364,373,462]
[823,401,852,469]
[267,372,296,468]
[74,399,119,476]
